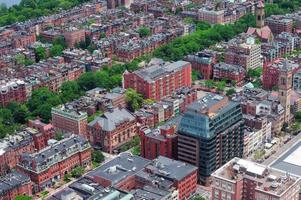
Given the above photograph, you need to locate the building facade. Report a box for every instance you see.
[17,134,92,191]
[177,93,244,185]
[123,59,192,100]
[51,105,88,136]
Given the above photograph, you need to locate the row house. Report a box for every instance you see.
[185,50,218,80]
[213,62,246,86]
[17,134,92,191]
[265,15,293,35]
[88,108,137,153]
[0,80,27,107]
[0,172,32,200]
[115,33,173,62]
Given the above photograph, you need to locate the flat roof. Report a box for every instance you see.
[270,140,301,177]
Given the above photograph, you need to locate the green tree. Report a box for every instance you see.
[125,89,144,111]
[226,88,236,96]
[138,26,151,38]
[14,54,26,65]
[53,36,67,48]
[60,81,82,103]
[71,166,85,178]
[15,195,32,200]
[92,150,105,163]
[78,72,96,91]
[50,44,64,57]
[194,196,205,200]
[13,104,30,124]
[34,46,46,62]
[204,80,215,88]
[192,69,201,81]
[55,132,64,141]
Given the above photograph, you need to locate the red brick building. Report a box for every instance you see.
[12,32,36,48]
[123,59,192,100]
[0,131,35,176]
[63,29,86,48]
[87,153,198,200]
[0,80,27,107]
[265,16,293,35]
[140,125,178,160]
[28,119,55,151]
[0,172,32,200]
[263,59,299,90]
[213,62,246,86]
[17,134,91,191]
[88,108,137,153]
[185,50,217,80]
[51,105,88,136]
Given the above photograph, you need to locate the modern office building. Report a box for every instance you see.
[177,93,244,185]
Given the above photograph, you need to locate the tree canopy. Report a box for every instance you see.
[138,26,151,38]
[125,89,144,112]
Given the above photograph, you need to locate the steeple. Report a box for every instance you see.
[256,1,265,28]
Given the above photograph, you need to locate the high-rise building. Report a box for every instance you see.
[278,60,293,123]
[177,93,244,185]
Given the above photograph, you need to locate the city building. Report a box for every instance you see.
[270,140,301,178]
[107,0,133,9]
[225,36,262,70]
[265,15,293,35]
[198,9,224,25]
[17,134,92,191]
[213,62,246,86]
[293,68,301,93]
[0,172,32,200]
[51,105,88,136]
[212,158,301,200]
[88,108,137,153]
[185,50,217,80]
[278,60,293,123]
[247,1,273,42]
[0,131,36,176]
[49,177,133,200]
[0,80,27,107]
[123,59,192,100]
[86,152,198,200]
[243,126,266,157]
[140,125,178,160]
[177,93,244,185]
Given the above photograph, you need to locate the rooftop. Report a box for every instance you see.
[0,172,31,195]
[270,140,301,177]
[213,158,301,197]
[86,152,151,186]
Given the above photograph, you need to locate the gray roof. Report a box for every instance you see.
[86,152,151,186]
[270,140,301,177]
[0,172,31,195]
[89,108,135,131]
[134,60,190,83]
[145,156,198,181]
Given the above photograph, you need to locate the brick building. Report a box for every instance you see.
[28,120,55,151]
[225,37,262,70]
[0,131,36,176]
[123,59,192,100]
[12,32,36,48]
[263,59,299,90]
[107,0,133,9]
[51,105,88,136]
[265,15,293,35]
[17,134,91,191]
[0,172,32,200]
[185,50,217,80]
[88,108,137,153]
[0,80,27,107]
[198,9,224,24]
[140,125,178,160]
[86,152,198,200]
[213,62,246,86]
[211,158,301,200]
[63,29,86,48]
